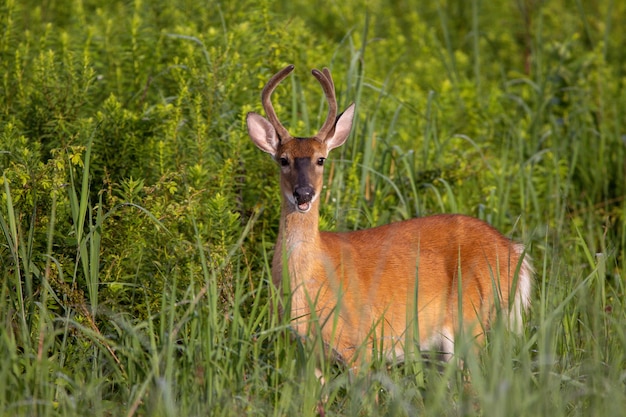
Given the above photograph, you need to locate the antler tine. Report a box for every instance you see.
[311,67,338,140]
[261,64,295,140]
[322,68,335,95]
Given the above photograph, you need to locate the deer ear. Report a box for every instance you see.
[324,103,355,151]
[247,112,278,156]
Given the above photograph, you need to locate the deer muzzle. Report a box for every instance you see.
[293,185,314,212]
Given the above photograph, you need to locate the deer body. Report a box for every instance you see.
[248,65,532,366]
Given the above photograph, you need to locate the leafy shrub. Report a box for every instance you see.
[1,0,625,415]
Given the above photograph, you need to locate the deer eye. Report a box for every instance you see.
[317,157,326,166]
[279,157,289,167]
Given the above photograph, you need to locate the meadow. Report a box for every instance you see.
[1,0,625,415]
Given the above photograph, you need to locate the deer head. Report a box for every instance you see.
[247,65,355,213]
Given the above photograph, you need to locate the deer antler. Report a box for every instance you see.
[261,64,294,141]
[311,68,338,140]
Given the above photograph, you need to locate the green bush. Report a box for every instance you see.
[1,0,625,415]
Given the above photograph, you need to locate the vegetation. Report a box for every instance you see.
[1,0,624,415]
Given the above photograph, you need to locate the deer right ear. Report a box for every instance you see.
[325,103,355,151]
[247,112,278,156]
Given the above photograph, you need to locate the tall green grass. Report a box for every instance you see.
[1,0,625,415]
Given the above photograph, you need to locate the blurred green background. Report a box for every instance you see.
[1,0,625,415]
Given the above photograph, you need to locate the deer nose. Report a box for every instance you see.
[293,186,314,205]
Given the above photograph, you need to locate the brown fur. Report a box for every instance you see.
[247,65,532,367]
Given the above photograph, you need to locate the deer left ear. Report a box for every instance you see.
[324,103,355,151]
[247,112,279,156]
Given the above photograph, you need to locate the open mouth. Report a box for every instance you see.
[296,202,311,213]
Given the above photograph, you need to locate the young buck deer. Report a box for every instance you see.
[247,65,532,367]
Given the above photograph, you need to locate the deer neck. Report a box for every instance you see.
[275,198,322,288]
[279,198,321,253]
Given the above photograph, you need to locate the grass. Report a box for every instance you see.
[1,0,625,415]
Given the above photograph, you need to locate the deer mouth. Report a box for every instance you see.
[296,202,311,212]
[293,185,315,213]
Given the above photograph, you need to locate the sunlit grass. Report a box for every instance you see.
[1,0,625,416]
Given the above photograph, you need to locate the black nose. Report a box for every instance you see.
[294,186,314,205]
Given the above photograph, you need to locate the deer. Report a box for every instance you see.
[246,64,533,369]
